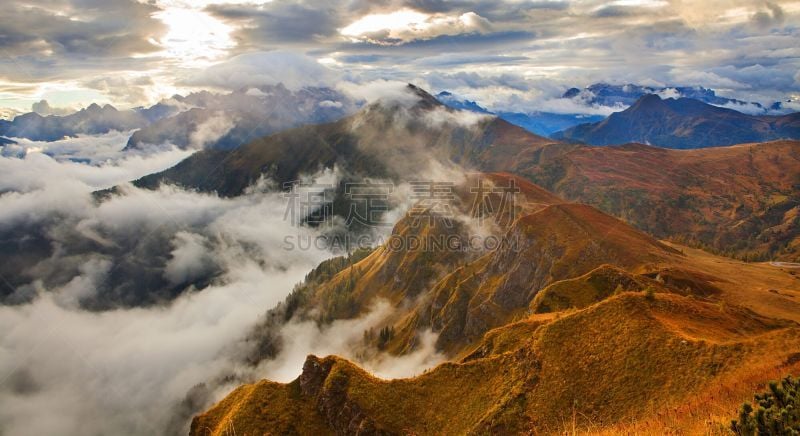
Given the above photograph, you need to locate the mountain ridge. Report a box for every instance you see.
[553,93,800,148]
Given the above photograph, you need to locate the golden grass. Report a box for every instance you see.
[192,291,800,435]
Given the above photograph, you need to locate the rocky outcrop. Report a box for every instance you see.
[299,356,393,436]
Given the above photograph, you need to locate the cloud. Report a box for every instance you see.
[319,99,343,108]
[256,300,444,383]
[184,51,341,91]
[2,0,800,115]
[421,106,492,127]
[713,100,769,115]
[668,70,746,89]
[0,135,449,434]
[164,232,214,286]
[0,107,23,121]
[751,2,785,28]
[83,76,157,107]
[0,132,193,191]
[188,112,235,149]
[0,259,320,436]
[0,150,342,435]
[336,79,420,104]
[341,9,493,45]
[536,97,625,116]
[0,0,165,58]
[31,100,74,116]
[207,1,341,47]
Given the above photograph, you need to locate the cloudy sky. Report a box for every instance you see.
[1,0,799,116]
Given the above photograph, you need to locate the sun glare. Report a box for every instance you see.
[152,6,236,67]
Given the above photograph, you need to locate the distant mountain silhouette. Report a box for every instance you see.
[0,103,151,141]
[553,94,800,148]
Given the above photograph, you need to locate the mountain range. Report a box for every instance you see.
[561,82,792,113]
[135,86,800,263]
[117,88,800,433]
[553,93,800,148]
[3,82,796,152]
[435,83,798,139]
[0,85,357,151]
[0,103,152,141]
[3,83,800,434]
[124,84,356,151]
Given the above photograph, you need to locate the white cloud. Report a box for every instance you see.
[340,9,492,45]
[164,232,214,285]
[336,79,421,105]
[31,99,75,116]
[655,87,681,99]
[184,51,341,91]
[0,160,338,435]
[318,99,343,108]
[188,112,235,149]
[0,134,193,192]
[258,300,444,382]
[713,101,767,115]
[669,70,747,90]
[536,97,625,115]
[422,106,492,128]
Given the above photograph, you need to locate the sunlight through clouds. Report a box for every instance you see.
[152,7,236,67]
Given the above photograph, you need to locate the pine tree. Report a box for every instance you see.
[731,375,800,435]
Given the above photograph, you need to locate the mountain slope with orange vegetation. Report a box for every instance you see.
[510,140,800,262]
[192,290,800,435]
[279,175,683,356]
[193,169,800,435]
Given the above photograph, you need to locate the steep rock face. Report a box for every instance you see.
[554,94,800,148]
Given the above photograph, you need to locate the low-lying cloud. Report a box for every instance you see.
[0,129,447,435]
[257,300,444,383]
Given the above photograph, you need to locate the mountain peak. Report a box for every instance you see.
[406,83,442,108]
[630,93,665,108]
